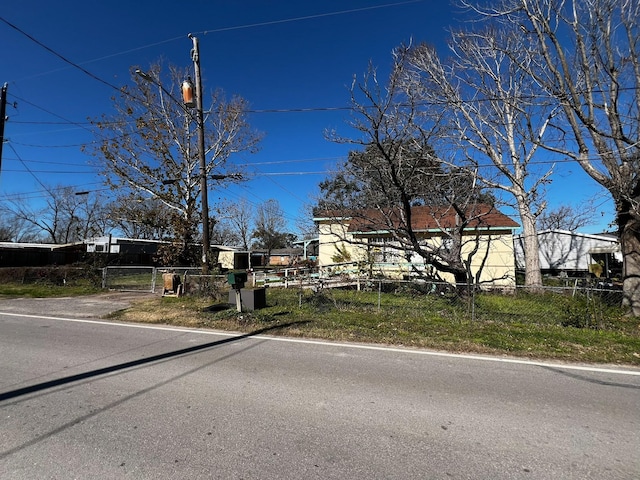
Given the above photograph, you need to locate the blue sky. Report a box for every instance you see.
[1,0,614,236]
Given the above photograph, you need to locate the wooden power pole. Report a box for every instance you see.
[0,83,8,175]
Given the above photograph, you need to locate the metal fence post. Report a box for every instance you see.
[471,286,476,322]
[151,267,157,293]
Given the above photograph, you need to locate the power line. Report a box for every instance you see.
[9,141,89,149]
[7,92,96,135]
[5,1,423,85]
[0,182,105,198]
[0,16,123,94]
[1,1,423,97]
[5,142,48,191]
[2,148,630,173]
[1,157,95,167]
[2,169,96,174]
[197,1,423,36]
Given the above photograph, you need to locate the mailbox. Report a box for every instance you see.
[227,272,247,289]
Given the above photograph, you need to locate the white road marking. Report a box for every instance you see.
[2,311,640,376]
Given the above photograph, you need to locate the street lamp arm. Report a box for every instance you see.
[210,173,243,181]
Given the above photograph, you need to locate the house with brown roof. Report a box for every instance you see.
[313,204,519,287]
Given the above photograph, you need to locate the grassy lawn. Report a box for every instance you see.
[101,286,640,366]
[0,282,101,298]
[1,279,638,365]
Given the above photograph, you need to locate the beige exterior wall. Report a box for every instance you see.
[426,233,515,286]
[317,219,516,287]
[317,221,355,265]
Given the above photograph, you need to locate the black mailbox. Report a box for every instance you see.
[227,272,247,289]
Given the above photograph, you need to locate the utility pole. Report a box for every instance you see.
[189,34,210,275]
[0,83,8,175]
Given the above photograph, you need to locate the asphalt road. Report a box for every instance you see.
[1,299,639,479]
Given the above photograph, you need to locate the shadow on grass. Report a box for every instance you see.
[202,303,232,312]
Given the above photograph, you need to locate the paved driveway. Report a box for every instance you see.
[0,292,155,318]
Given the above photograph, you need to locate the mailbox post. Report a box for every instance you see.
[227,272,247,312]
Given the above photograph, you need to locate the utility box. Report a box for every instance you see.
[227,287,266,311]
[227,272,247,289]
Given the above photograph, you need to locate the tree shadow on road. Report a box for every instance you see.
[0,321,308,460]
[0,321,307,402]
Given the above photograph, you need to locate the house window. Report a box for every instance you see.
[95,244,105,253]
[369,237,399,263]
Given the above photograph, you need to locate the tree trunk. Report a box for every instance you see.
[453,269,473,296]
[519,209,543,289]
[620,216,640,316]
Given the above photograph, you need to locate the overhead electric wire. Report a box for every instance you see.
[222,182,304,226]
[0,2,630,227]
[5,143,49,192]
[10,141,89,149]
[1,182,105,198]
[3,169,97,174]
[0,16,124,94]
[0,1,422,93]
[7,92,96,135]
[2,148,630,174]
[0,186,112,203]
[195,1,423,36]
[10,86,640,126]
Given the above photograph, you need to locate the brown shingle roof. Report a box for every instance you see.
[318,204,518,233]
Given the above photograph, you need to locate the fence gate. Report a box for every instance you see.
[102,266,156,293]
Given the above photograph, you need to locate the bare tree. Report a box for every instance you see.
[462,0,640,313]
[324,49,507,287]
[1,186,107,244]
[0,203,39,242]
[216,197,254,250]
[296,202,320,242]
[252,199,289,257]
[209,220,238,246]
[0,224,11,242]
[105,195,174,240]
[404,27,558,289]
[537,203,597,231]
[85,62,260,265]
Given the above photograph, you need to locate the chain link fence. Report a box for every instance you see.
[101,266,229,298]
[100,265,625,327]
[280,277,625,328]
[101,266,157,292]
